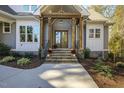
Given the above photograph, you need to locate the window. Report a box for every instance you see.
[23,5,37,12]
[19,25,38,42]
[3,22,11,33]
[89,28,101,38]
[33,26,39,42]
[20,26,26,42]
[95,29,100,38]
[31,5,37,11]
[89,29,94,38]
[27,26,33,42]
[23,5,29,11]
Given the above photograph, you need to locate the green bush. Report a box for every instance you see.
[0,56,15,63]
[77,50,84,59]
[0,43,10,55]
[17,58,31,66]
[94,58,113,78]
[108,52,114,60]
[24,52,33,58]
[83,48,91,58]
[116,62,124,68]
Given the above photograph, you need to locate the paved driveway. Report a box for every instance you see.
[0,63,98,88]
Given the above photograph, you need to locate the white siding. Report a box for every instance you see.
[86,23,104,51]
[16,19,40,51]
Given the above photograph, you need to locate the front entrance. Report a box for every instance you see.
[55,30,68,48]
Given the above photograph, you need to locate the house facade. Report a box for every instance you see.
[0,5,112,57]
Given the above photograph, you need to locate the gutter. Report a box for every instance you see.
[0,10,39,21]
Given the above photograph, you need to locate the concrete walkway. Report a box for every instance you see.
[0,63,98,88]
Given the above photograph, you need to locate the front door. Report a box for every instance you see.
[55,31,68,48]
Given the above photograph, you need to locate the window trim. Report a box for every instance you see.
[3,22,11,34]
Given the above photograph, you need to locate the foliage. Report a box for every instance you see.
[108,52,114,60]
[116,62,124,68]
[0,43,11,55]
[109,31,121,62]
[94,58,113,78]
[17,58,31,66]
[83,48,91,58]
[77,50,84,60]
[90,5,115,18]
[24,52,33,58]
[0,56,15,63]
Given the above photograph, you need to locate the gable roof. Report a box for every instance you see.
[0,5,17,15]
[33,5,90,16]
[88,8,108,21]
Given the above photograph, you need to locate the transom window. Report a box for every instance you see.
[23,5,37,12]
[23,5,29,11]
[31,5,37,11]
[89,28,101,38]
[3,22,11,33]
[20,26,39,42]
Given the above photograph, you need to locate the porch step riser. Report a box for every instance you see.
[50,54,72,56]
[52,49,72,51]
[47,56,76,59]
[52,51,71,53]
[46,60,78,62]
[45,49,78,63]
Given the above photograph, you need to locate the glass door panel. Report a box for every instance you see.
[55,31,68,48]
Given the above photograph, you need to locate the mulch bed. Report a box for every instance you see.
[0,56,44,69]
[79,58,124,88]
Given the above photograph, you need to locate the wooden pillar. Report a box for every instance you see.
[79,17,83,49]
[72,18,76,49]
[40,17,44,48]
[48,17,52,48]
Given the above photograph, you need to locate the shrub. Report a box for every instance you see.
[116,62,124,68]
[108,52,114,60]
[17,58,31,66]
[24,52,33,58]
[83,48,91,58]
[77,50,84,59]
[94,58,104,71]
[0,43,10,55]
[94,58,113,78]
[0,56,15,63]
